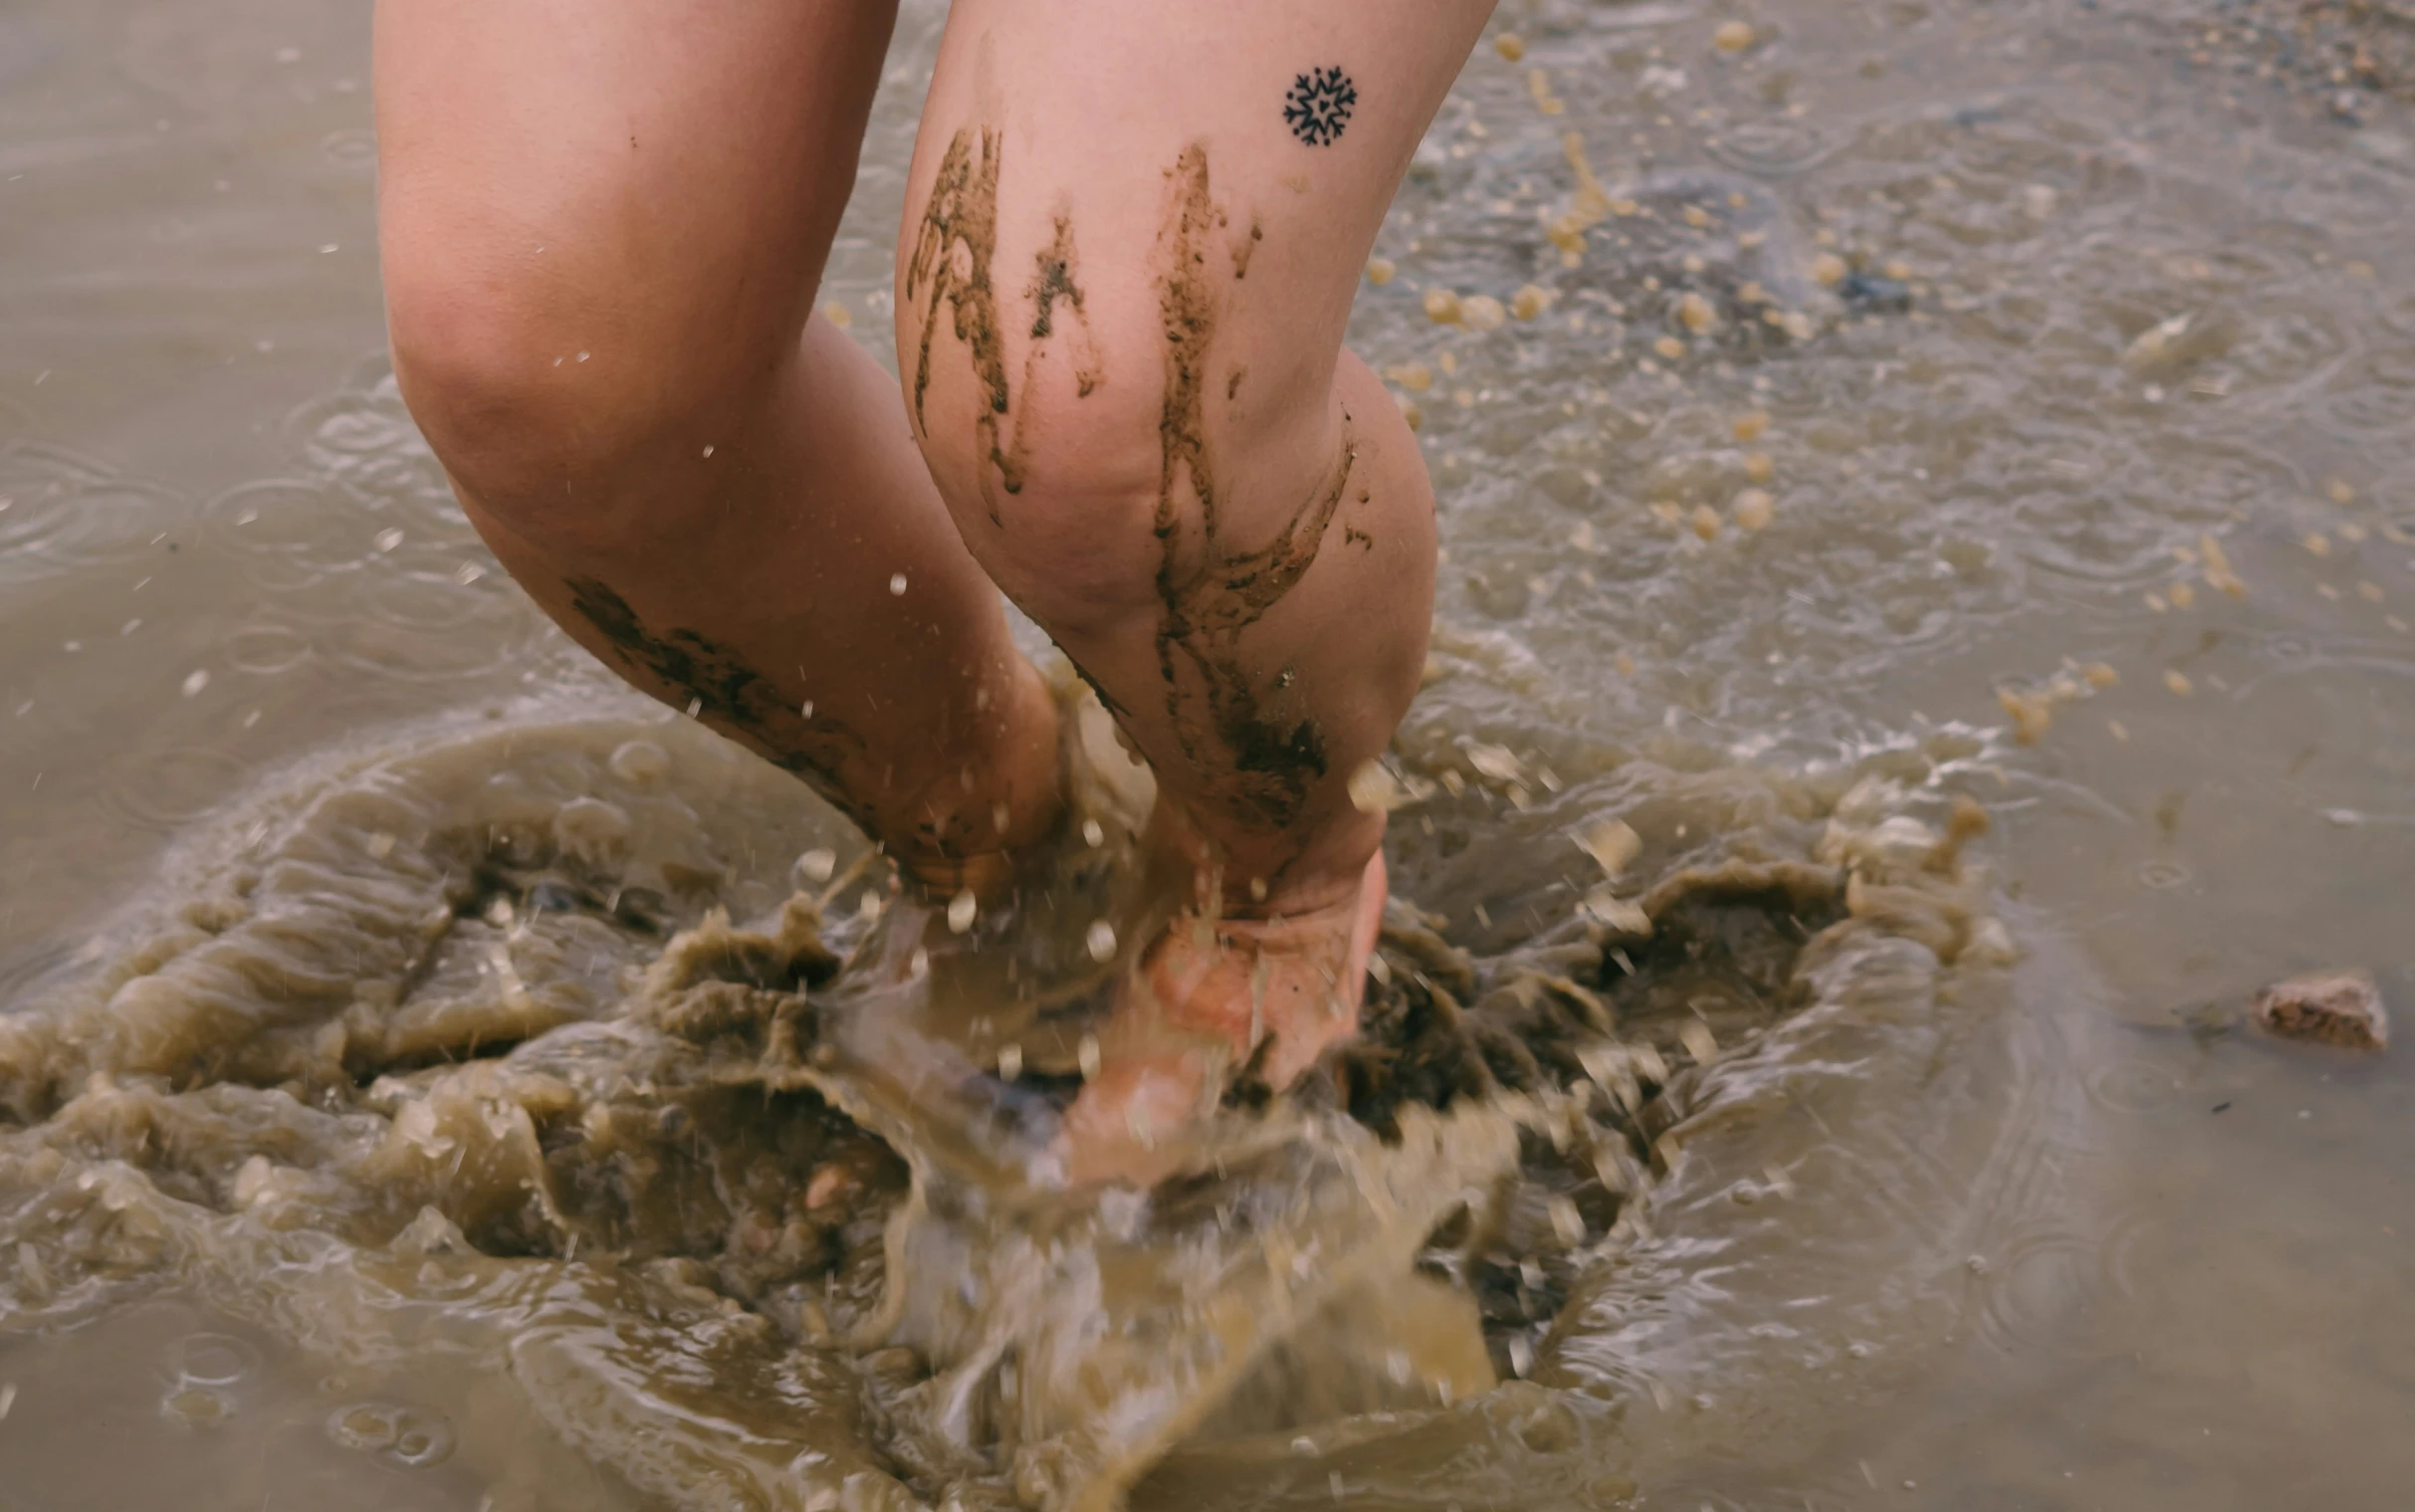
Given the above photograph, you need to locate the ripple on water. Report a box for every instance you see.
[93,745,257,833]
[2314,352,2415,439]
[1705,117,1844,177]
[1969,1210,2152,1359]
[169,1331,262,1388]
[326,1401,458,1469]
[0,444,190,581]
[319,126,377,171]
[203,478,381,582]
[326,580,535,683]
[223,622,315,677]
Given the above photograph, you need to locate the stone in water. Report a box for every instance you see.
[2253,971,2387,1052]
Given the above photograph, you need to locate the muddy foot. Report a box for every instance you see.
[1057,852,1388,1186]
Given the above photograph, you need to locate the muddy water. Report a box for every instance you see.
[4,0,2414,1508]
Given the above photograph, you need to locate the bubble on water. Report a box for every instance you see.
[2168,581,2197,609]
[1511,285,1552,321]
[1423,289,1463,325]
[1732,411,1771,443]
[1733,489,1774,531]
[1086,921,1117,964]
[1676,293,1718,333]
[1690,505,1722,540]
[162,1387,233,1426]
[180,669,209,697]
[1713,20,1756,52]
[1494,32,1525,61]
[797,848,837,885]
[1462,295,1507,332]
[948,889,978,935]
[1365,257,1396,286]
[2163,669,2194,697]
[607,740,670,785]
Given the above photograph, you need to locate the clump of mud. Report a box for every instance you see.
[0,703,2006,1512]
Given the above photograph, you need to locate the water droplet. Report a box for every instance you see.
[180,669,209,698]
[1086,920,1117,962]
[889,572,908,596]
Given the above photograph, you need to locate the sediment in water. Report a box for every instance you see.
[0,703,2005,1511]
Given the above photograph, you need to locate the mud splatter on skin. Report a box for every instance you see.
[1231,217,1264,280]
[904,128,1019,517]
[564,577,872,827]
[907,141,1108,524]
[1026,212,1103,397]
[1150,144,1358,834]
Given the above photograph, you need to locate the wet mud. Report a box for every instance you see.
[1148,145,1356,835]
[0,702,2002,1512]
[905,126,1020,514]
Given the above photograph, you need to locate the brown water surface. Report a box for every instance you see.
[4,0,2414,1509]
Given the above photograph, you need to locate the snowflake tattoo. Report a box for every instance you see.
[1283,66,1358,146]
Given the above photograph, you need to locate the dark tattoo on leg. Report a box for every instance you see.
[1149,143,1357,835]
[1283,67,1357,146]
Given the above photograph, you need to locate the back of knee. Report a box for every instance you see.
[384,240,779,554]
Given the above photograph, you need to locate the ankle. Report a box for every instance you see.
[1145,800,1385,922]
[884,657,1065,894]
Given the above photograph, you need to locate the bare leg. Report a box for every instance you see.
[374,0,1061,890]
[896,2,1492,1167]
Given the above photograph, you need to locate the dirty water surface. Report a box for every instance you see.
[4,0,2414,1509]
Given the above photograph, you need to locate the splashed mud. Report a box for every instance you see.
[0,701,2003,1511]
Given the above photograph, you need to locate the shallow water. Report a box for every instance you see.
[4,0,2414,1508]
